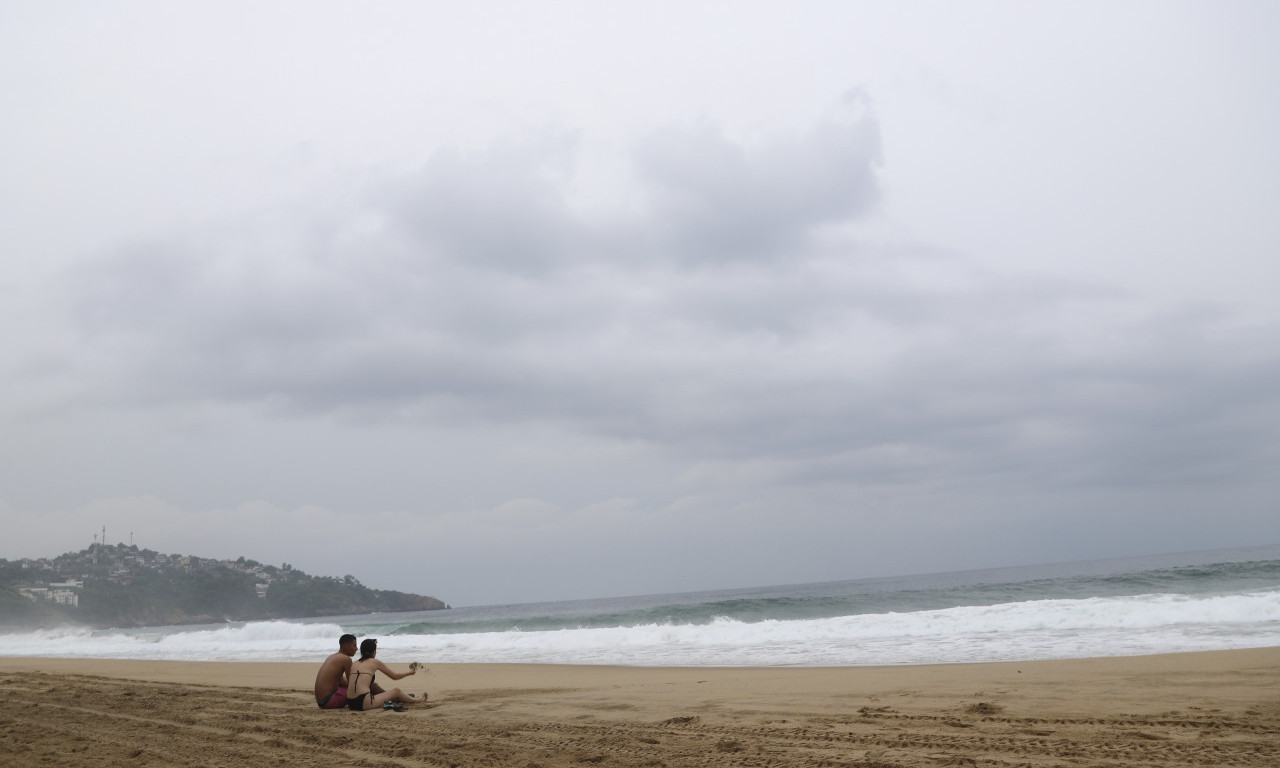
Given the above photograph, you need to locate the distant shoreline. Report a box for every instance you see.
[2,542,445,629]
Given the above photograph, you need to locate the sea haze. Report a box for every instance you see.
[5,545,1278,667]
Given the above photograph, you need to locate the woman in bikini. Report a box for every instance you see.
[346,638,428,711]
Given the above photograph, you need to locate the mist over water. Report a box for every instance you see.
[5,546,1279,667]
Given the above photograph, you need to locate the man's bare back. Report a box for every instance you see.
[315,635,358,706]
[315,651,353,702]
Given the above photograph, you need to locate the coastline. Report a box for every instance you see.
[3,648,1278,766]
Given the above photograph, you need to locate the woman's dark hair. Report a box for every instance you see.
[359,638,378,661]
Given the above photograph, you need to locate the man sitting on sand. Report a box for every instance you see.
[314,634,358,708]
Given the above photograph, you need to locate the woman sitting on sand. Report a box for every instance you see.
[346,638,427,711]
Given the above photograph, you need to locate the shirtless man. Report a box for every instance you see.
[314,634,358,708]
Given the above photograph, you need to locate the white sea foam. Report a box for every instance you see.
[0,621,346,662]
[3,590,1277,666]
[399,589,1280,666]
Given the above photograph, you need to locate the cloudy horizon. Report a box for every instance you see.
[2,2,1277,606]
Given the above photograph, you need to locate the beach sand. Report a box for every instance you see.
[2,647,1277,767]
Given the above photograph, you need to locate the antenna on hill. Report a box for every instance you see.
[103,525,107,547]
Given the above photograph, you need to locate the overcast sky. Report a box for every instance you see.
[2,1,1277,607]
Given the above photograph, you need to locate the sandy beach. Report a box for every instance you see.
[2,648,1277,767]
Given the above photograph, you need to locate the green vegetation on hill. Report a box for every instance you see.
[0,544,446,628]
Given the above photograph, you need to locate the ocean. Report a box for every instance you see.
[4,544,1279,667]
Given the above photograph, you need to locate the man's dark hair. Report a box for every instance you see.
[340,633,357,647]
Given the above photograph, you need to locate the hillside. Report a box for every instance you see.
[0,543,447,628]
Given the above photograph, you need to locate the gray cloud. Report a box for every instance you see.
[382,133,585,277]
[4,3,1278,607]
[54,109,885,409]
[633,96,881,265]
[39,105,1279,516]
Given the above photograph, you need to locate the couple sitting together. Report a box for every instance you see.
[314,634,428,711]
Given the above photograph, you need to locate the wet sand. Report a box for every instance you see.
[2,647,1278,766]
